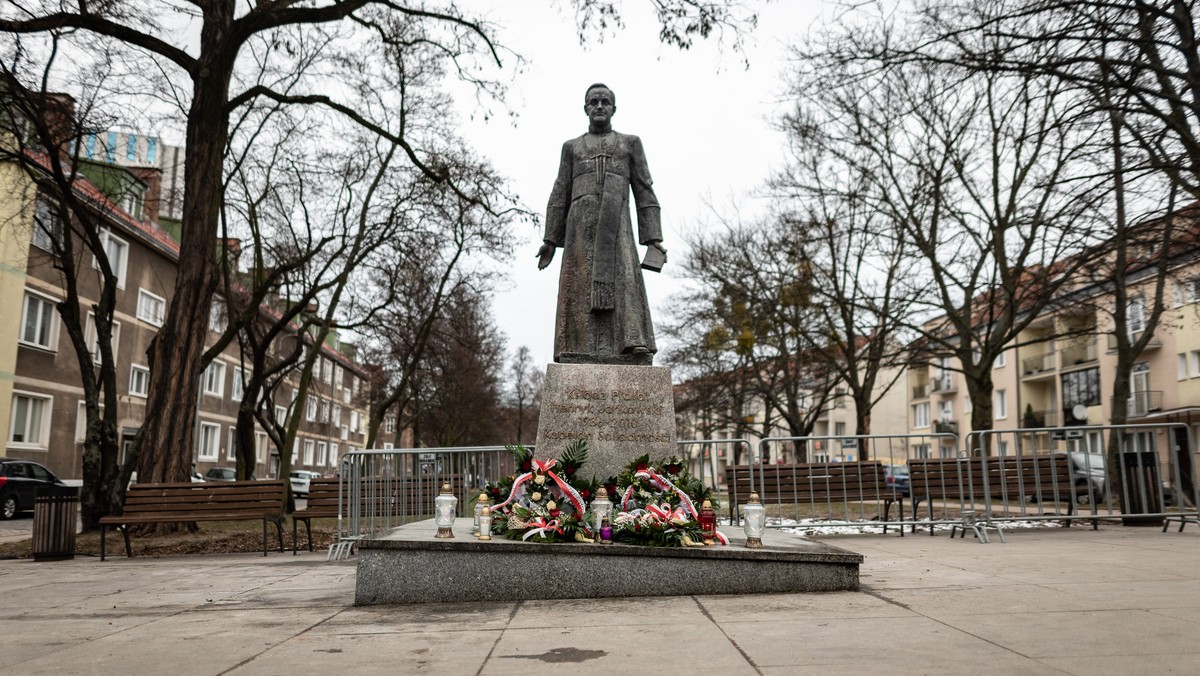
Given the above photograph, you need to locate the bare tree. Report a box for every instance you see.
[507,346,543,444]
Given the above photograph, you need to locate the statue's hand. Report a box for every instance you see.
[536,242,556,270]
[651,240,667,263]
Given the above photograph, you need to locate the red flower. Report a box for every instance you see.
[565,465,576,476]
[636,463,648,472]
[666,464,681,475]
[490,487,500,496]
[580,489,591,499]
[521,460,532,471]
[550,509,561,517]
[605,483,617,495]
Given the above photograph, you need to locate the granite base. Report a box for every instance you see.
[354,518,862,605]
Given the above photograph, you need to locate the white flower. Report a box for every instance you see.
[534,474,546,485]
[547,500,557,510]
[531,492,542,502]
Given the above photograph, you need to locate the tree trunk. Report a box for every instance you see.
[137,10,235,531]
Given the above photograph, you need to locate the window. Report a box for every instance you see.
[1127,296,1146,334]
[10,391,51,447]
[334,365,343,389]
[227,429,238,461]
[1191,351,1200,378]
[136,289,166,326]
[275,405,287,426]
[316,441,327,466]
[1179,353,1188,381]
[197,422,221,460]
[20,290,57,350]
[833,422,846,437]
[32,197,63,252]
[1063,367,1101,409]
[912,443,931,459]
[940,401,953,421]
[94,230,129,288]
[84,313,121,364]
[332,404,341,425]
[255,432,268,462]
[303,439,315,465]
[329,443,338,467]
[994,351,1007,368]
[305,396,317,422]
[1178,278,1200,305]
[209,299,226,333]
[913,402,930,428]
[232,367,245,402]
[997,440,1010,457]
[350,410,359,432]
[385,416,395,434]
[318,399,329,423]
[995,389,1008,419]
[129,364,150,397]
[291,439,299,464]
[203,361,226,397]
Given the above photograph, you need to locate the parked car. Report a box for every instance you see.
[884,465,910,497]
[0,459,67,519]
[290,470,323,498]
[205,467,237,482]
[1040,451,1106,503]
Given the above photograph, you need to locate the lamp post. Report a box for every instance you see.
[434,482,457,539]
[742,491,765,549]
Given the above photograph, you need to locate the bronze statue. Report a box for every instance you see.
[537,83,667,365]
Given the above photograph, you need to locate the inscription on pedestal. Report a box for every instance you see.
[535,363,677,481]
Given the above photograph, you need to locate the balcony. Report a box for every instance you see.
[1111,390,1164,418]
[1060,339,1098,367]
[930,376,957,393]
[912,384,930,399]
[1021,352,1056,377]
[934,420,958,435]
[1019,409,1059,428]
[1106,332,1162,353]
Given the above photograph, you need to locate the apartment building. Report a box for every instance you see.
[0,118,371,481]
[905,208,1200,460]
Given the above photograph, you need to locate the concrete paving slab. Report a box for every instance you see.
[508,594,702,629]
[720,615,1062,673]
[941,608,1195,658]
[482,621,757,675]
[230,629,503,675]
[697,591,913,621]
[1044,579,1200,609]
[882,582,1123,615]
[1039,652,1200,675]
[307,602,517,635]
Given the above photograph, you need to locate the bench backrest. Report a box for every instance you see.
[909,455,1075,500]
[123,480,285,517]
[725,462,887,502]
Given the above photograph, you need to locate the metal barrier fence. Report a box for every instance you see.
[335,446,519,556]
[960,424,1200,537]
[675,438,752,496]
[734,433,960,532]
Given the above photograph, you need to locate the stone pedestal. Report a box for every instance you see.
[534,363,676,481]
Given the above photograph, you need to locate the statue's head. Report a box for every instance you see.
[583,83,616,126]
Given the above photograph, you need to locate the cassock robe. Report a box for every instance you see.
[544,130,661,363]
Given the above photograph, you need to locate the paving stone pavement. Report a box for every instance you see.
[0,525,1198,675]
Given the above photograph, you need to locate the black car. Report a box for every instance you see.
[0,459,66,519]
[884,465,911,497]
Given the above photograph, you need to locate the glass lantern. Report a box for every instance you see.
[434,482,458,539]
[478,506,493,541]
[591,486,613,543]
[742,491,765,549]
[472,492,489,536]
[698,498,717,546]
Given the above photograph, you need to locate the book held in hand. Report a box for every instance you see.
[641,245,666,272]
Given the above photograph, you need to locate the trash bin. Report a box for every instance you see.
[1120,451,1164,527]
[32,485,78,561]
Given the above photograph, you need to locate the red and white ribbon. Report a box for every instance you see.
[521,517,564,541]
[489,458,593,536]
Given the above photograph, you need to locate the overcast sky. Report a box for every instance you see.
[458,2,826,366]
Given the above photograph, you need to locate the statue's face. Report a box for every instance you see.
[584,87,615,125]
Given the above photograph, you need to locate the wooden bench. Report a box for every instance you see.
[99,480,285,560]
[291,476,466,552]
[908,454,1081,533]
[724,461,903,531]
